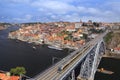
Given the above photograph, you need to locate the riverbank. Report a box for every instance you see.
[0,26,7,30]
[103,49,120,59]
[103,54,120,59]
[8,33,83,50]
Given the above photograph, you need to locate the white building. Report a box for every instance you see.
[75,22,83,29]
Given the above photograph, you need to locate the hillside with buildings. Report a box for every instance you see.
[0,22,11,30]
[8,21,107,49]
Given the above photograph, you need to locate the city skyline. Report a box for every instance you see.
[0,0,120,23]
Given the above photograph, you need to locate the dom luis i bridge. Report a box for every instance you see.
[29,31,108,80]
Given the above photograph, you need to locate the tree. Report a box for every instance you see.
[82,22,87,26]
[82,34,88,39]
[93,22,99,27]
[10,67,26,76]
[104,32,113,44]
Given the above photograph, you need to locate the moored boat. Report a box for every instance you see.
[48,45,62,50]
[32,46,36,49]
[97,68,114,75]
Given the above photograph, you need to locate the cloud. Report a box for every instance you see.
[32,0,76,14]
[77,7,101,15]
[31,0,115,20]
[25,14,32,20]
[107,2,120,10]
[0,0,120,22]
[4,0,31,3]
[13,14,32,22]
[103,1,120,22]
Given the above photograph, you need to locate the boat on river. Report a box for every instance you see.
[97,68,114,75]
[32,46,36,49]
[48,45,62,50]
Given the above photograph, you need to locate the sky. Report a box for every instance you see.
[0,0,120,23]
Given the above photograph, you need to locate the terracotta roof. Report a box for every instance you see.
[0,73,19,80]
[114,47,120,51]
[9,76,20,80]
[0,73,6,79]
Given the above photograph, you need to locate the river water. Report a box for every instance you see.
[0,26,69,77]
[0,26,120,79]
